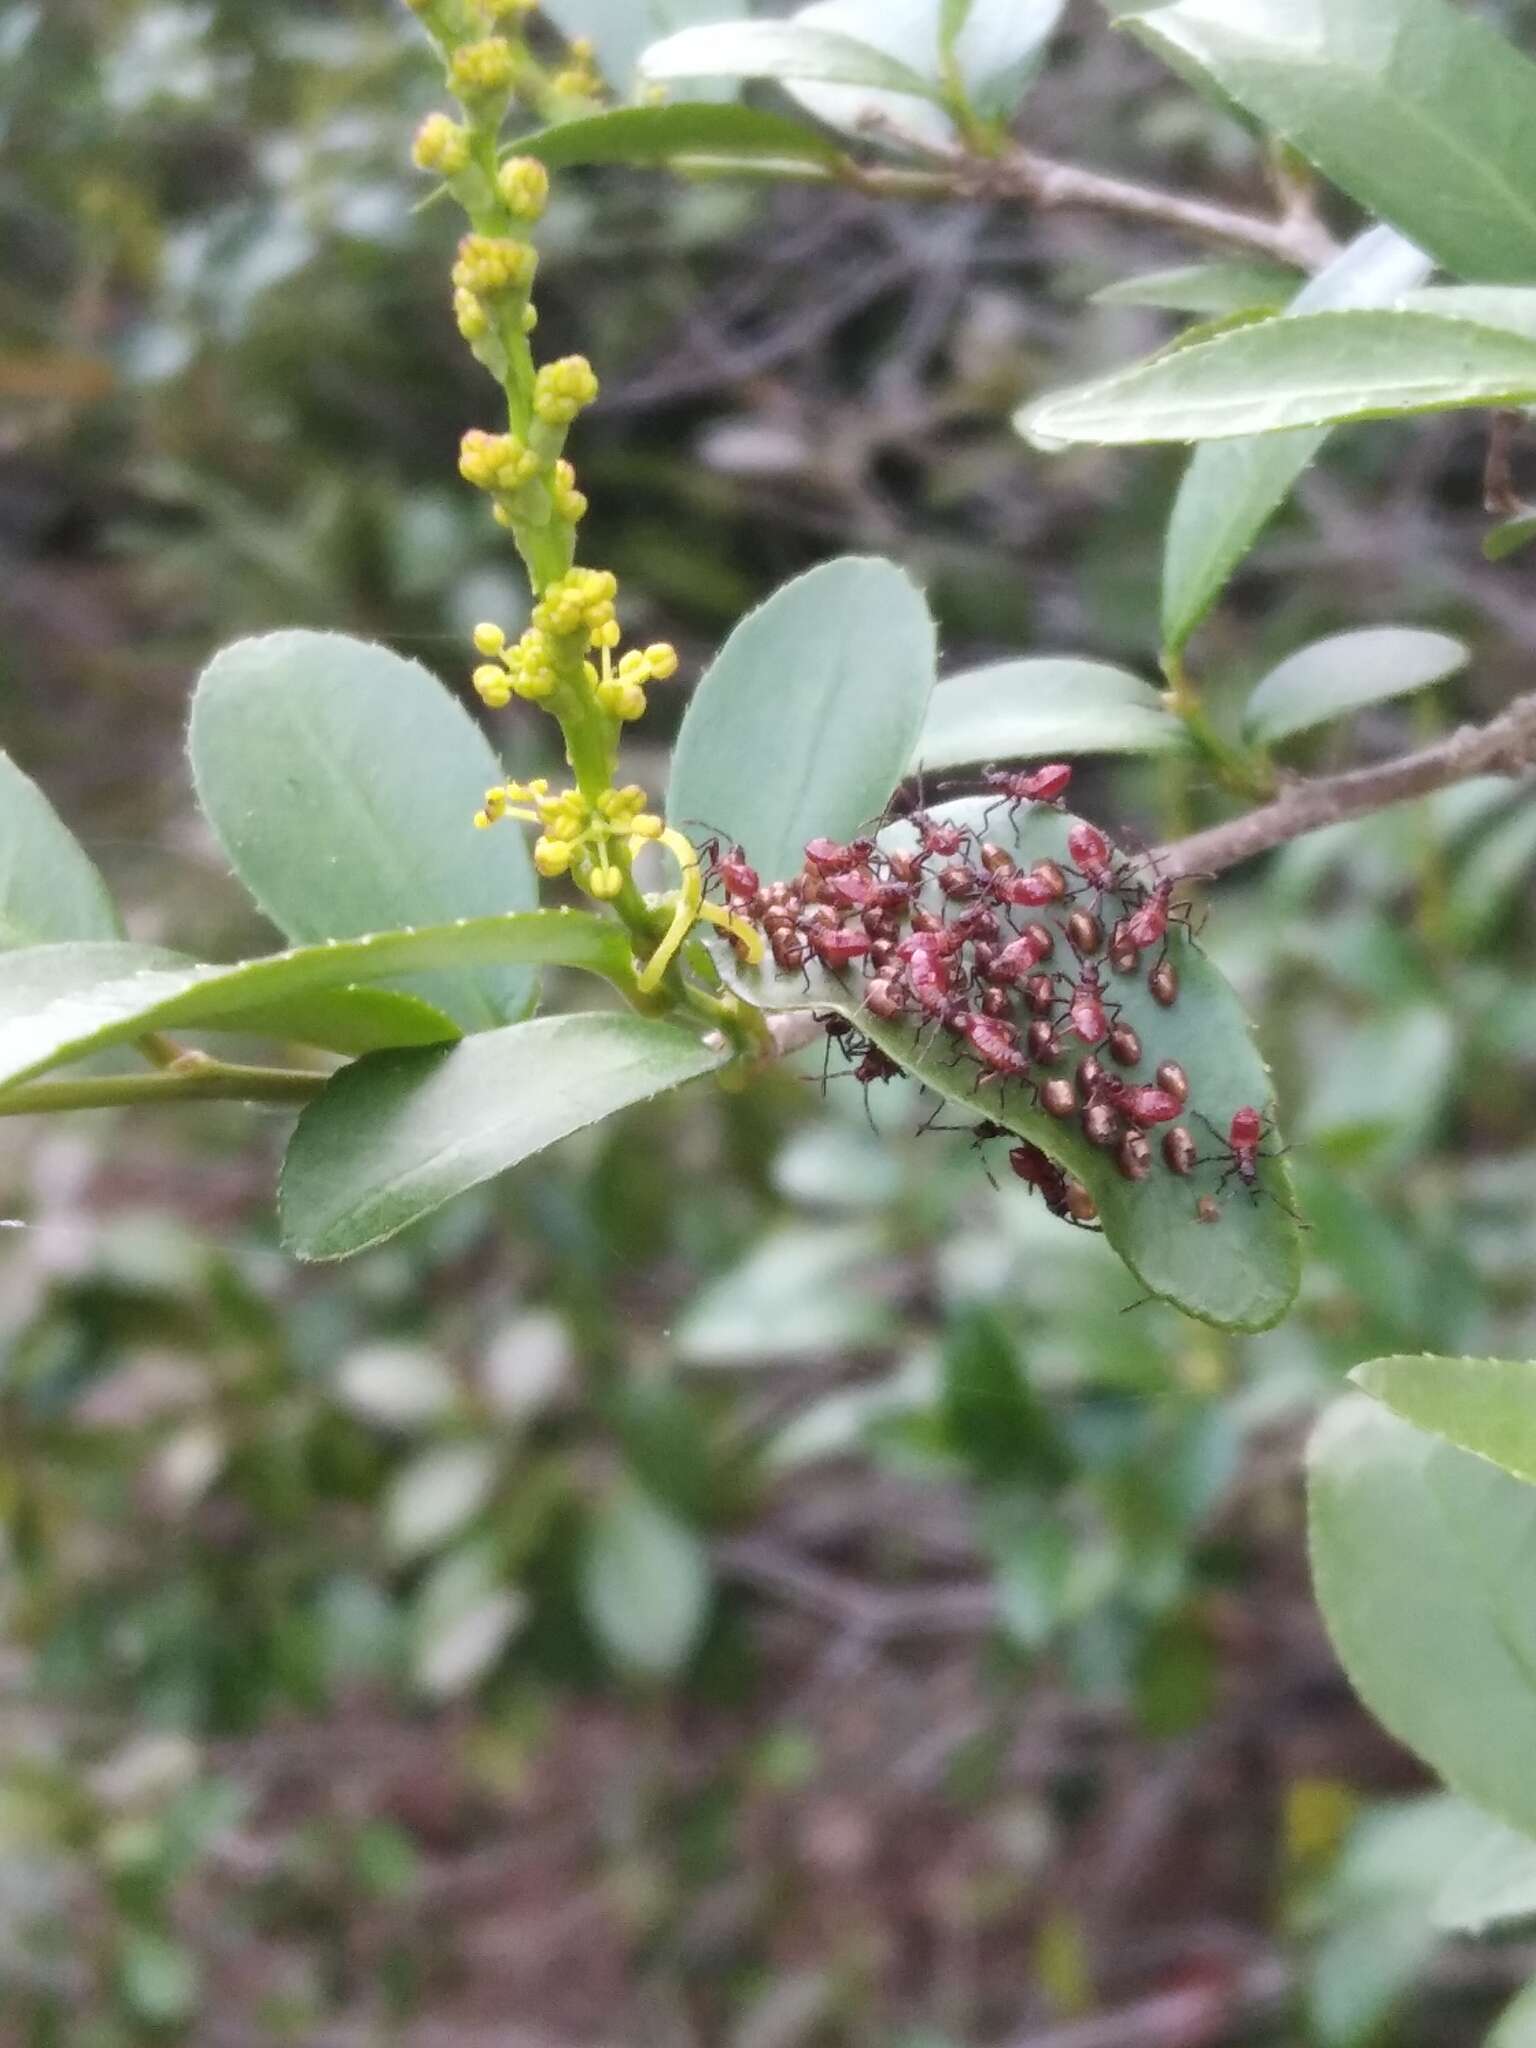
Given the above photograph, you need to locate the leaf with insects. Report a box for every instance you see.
[712,796,1301,1332]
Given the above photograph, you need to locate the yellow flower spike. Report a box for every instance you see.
[473,809,493,830]
[644,643,679,680]
[481,785,508,821]
[635,827,705,995]
[697,900,766,966]
[630,813,664,840]
[534,837,573,877]
[587,864,624,901]
[473,622,506,656]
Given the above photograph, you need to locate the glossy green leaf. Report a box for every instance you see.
[1309,1395,1536,1837]
[580,1478,711,1679]
[1432,1812,1536,1934]
[1127,0,1536,284]
[0,912,626,1095]
[1161,228,1432,655]
[1352,1354,1536,1486]
[640,21,941,101]
[1093,260,1300,316]
[668,556,936,881]
[912,658,1186,774]
[544,0,746,93]
[1243,627,1469,747]
[518,102,840,171]
[0,750,120,949]
[279,1013,728,1260]
[717,797,1302,1331]
[189,631,538,1032]
[1022,311,1536,449]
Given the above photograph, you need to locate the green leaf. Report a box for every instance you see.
[940,1307,1073,1484]
[1309,1394,1536,1837]
[1432,1812,1536,1935]
[912,658,1186,774]
[279,1013,728,1260]
[776,0,1064,153]
[675,1220,898,1364]
[385,1443,501,1561]
[717,797,1302,1332]
[640,21,942,101]
[1352,1354,1536,1486]
[1093,259,1301,316]
[117,1929,199,2028]
[1022,310,1536,449]
[544,0,748,93]
[1445,800,1536,947]
[0,750,120,949]
[518,103,840,171]
[411,1546,527,1700]
[1243,627,1469,747]
[1161,227,1432,655]
[580,1478,711,1679]
[1395,286,1536,344]
[1307,1797,1494,2048]
[1491,1977,1536,2048]
[1485,511,1536,564]
[188,631,538,1033]
[668,556,936,881]
[0,913,626,1095]
[1126,0,1536,285]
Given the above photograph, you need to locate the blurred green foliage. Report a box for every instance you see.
[4,1,1536,2042]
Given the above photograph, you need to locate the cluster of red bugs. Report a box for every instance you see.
[699,767,1284,1229]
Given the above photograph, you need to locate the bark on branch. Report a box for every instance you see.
[840,145,1339,273]
[1157,689,1536,879]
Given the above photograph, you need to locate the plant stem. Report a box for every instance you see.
[0,1055,327,1118]
[1161,653,1275,802]
[1156,687,1536,878]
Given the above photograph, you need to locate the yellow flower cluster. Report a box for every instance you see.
[471,618,554,705]
[551,458,588,525]
[497,155,550,221]
[452,233,537,299]
[585,641,679,722]
[449,35,516,97]
[474,777,663,901]
[468,598,679,725]
[534,565,620,644]
[459,428,541,493]
[551,34,602,100]
[533,355,600,427]
[412,112,471,176]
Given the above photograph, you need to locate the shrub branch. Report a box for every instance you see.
[1158,689,1536,879]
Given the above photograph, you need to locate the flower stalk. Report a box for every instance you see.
[405,0,761,1051]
